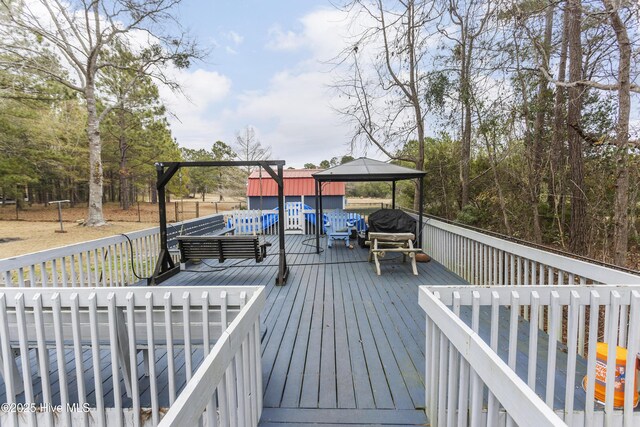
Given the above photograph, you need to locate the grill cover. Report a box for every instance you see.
[368,209,417,235]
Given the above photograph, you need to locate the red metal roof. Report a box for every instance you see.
[247,169,345,196]
[248,169,325,179]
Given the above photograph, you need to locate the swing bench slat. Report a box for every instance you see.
[177,235,270,264]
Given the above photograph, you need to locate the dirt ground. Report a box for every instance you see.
[346,197,392,206]
[0,221,156,258]
[0,198,245,223]
[0,197,393,259]
[0,198,245,258]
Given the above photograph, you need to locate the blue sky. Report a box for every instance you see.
[160,0,366,168]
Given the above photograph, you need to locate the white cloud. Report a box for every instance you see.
[159,68,232,149]
[226,30,244,46]
[265,9,355,58]
[217,9,385,167]
[265,25,305,51]
[171,7,389,166]
[226,70,352,165]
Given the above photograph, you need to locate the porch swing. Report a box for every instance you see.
[150,160,289,285]
[177,167,270,264]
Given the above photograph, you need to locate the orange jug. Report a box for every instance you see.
[582,342,639,408]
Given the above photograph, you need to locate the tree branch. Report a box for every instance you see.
[539,65,640,92]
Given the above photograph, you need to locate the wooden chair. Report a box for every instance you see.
[324,210,356,248]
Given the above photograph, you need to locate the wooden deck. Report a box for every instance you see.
[1,234,606,425]
[160,234,467,425]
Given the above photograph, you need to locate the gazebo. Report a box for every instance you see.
[312,157,427,254]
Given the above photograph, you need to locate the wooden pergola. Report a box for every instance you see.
[150,160,289,285]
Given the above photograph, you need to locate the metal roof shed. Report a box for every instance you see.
[247,168,345,210]
[312,157,427,254]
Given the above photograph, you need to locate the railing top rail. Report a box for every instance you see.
[426,284,640,306]
[0,214,223,271]
[423,216,640,284]
[421,213,635,272]
[418,286,566,427]
[0,285,262,306]
[158,286,266,426]
[0,226,158,270]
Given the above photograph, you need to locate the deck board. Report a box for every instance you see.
[1,234,620,425]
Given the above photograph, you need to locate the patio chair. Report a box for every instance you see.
[324,210,356,248]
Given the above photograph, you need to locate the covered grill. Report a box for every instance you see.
[368,209,417,235]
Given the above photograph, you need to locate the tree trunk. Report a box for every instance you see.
[513,36,539,242]
[567,0,587,255]
[150,182,158,204]
[84,83,106,226]
[529,2,555,244]
[109,170,116,202]
[459,36,472,209]
[406,1,425,212]
[604,0,631,266]
[550,5,570,248]
[118,110,130,210]
[485,135,511,235]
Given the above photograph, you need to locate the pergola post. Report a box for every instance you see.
[319,181,324,237]
[276,164,288,285]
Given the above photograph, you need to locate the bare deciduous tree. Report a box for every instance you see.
[532,0,639,259]
[333,0,440,211]
[443,0,498,209]
[234,126,272,176]
[0,0,200,225]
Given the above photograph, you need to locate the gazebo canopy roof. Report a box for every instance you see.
[312,157,426,182]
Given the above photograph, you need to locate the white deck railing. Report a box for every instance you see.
[229,208,320,235]
[420,285,640,427]
[0,285,264,427]
[422,217,640,286]
[159,286,265,427]
[229,207,368,236]
[230,209,280,235]
[0,214,224,288]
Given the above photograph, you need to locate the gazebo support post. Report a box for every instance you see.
[392,181,396,209]
[418,176,424,249]
[315,180,321,254]
[319,182,324,240]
